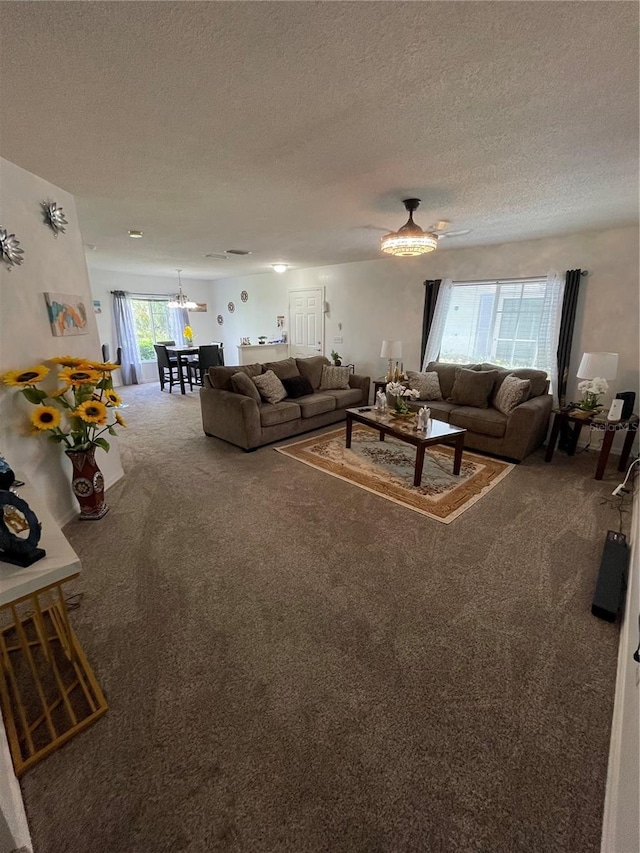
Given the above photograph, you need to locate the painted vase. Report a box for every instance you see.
[65,447,109,520]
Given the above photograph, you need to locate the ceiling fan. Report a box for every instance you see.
[365,199,471,257]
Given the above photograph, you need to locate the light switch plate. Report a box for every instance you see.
[333,336,343,344]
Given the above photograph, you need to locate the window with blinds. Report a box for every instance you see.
[440,278,555,370]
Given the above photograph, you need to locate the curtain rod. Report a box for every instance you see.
[110,291,174,298]
[443,271,589,286]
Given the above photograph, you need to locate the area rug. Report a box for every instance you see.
[275,425,514,523]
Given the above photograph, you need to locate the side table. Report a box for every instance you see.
[545,410,639,480]
[0,481,107,775]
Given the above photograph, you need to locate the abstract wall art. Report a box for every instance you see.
[44,292,89,336]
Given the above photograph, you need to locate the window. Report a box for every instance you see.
[131,298,172,361]
[438,278,557,371]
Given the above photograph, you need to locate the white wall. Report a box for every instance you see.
[88,269,217,383]
[601,490,640,853]
[0,159,124,526]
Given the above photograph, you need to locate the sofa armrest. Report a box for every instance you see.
[199,387,262,449]
[349,373,371,404]
[502,393,553,459]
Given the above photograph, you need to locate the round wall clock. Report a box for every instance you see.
[240,291,248,303]
[228,301,235,313]
[217,314,224,325]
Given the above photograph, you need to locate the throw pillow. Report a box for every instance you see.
[230,371,261,402]
[319,365,351,391]
[448,368,499,409]
[494,374,531,415]
[262,357,300,381]
[252,370,287,404]
[296,356,330,389]
[406,370,442,400]
[282,375,314,399]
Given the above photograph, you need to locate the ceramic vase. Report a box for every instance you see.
[65,447,109,520]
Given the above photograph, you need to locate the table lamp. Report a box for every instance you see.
[380,340,402,381]
[576,352,618,382]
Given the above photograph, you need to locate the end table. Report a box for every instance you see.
[545,410,639,480]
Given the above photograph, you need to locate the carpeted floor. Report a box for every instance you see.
[19,383,622,853]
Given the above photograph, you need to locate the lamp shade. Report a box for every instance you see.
[380,340,402,359]
[576,352,618,380]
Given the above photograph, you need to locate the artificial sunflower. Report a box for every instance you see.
[49,384,71,398]
[49,356,89,368]
[75,400,108,424]
[85,360,120,372]
[115,412,128,428]
[3,364,50,386]
[103,389,122,407]
[59,366,102,386]
[30,406,61,431]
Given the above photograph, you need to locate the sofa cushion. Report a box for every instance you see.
[425,362,476,399]
[259,401,301,427]
[319,364,351,390]
[252,370,287,404]
[449,406,507,438]
[262,357,300,381]
[494,374,531,415]
[478,363,548,400]
[406,370,442,400]
[282,375,314,399]
[295,393,336,418]
[296,356,330,390]
[448,368,499,408]
[321,388,363,409]
[231,371,261,402]
[209,363,263,391]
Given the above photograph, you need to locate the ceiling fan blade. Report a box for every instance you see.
[358,224,394,233]
[440,229,472,238]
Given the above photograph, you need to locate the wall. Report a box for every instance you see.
[0,158,124,526]
[88,269,217,383]
[600,488,640,853]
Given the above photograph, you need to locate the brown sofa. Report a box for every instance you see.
[404,361,553,461]
[200,355,370,450]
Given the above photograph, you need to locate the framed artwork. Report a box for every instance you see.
[276,315,285,328]
[44,292,88,336]
[190,303,207,313]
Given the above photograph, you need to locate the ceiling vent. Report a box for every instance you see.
[225,249,252,256]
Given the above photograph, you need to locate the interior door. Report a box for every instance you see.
[288,288,324,358]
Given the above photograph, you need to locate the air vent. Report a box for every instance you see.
[204,253,229,260]
[225,249,252,256]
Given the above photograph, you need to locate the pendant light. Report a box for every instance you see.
[168,269,198,310]
[380,199,439,257]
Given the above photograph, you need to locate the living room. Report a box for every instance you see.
[0,3,639,853]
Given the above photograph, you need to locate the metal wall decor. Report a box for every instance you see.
[228,301,235,313]
[240,290,248,303]
[217,314,224,325]
[41,200,68,237]
[0,228,24,270]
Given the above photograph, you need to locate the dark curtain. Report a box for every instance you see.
[556,269,582,406]
[421,279,442,365]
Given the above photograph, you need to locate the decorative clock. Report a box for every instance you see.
[217,314,224,325]
[240,291,248,303]
[41,200,68,237]
[228,301,235,313]
[0,228,24,270]
[0,490,46,567]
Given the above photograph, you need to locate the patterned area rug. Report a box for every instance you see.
[275,425,514,523]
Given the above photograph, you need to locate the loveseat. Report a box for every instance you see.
[402,362,553,461]
[200,355,370,450]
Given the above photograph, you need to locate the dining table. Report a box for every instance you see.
[165,345,199,394]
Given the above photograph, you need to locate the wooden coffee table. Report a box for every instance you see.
[345,407,467,487]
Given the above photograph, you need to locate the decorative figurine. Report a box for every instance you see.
[0,490,46,567]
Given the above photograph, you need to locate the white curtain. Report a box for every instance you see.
[421,279,453,370]
[168,306,190,345]
[543,270,565,408]
[112,291,142,385]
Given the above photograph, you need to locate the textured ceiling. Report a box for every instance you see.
[1,1,638,279]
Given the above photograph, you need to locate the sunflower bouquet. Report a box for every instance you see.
[3,357,127,452]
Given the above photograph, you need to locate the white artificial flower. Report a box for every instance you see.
[402,387,420,400]
[591,377,608,394]
[577,380,591,394]
[386,381,405,397]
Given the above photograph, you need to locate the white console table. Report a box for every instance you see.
[0,482,107,776]
[237,343,288,365]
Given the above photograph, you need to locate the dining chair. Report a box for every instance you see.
[187,345,224,387]
[210,341,225,366]
[153,344,182,392]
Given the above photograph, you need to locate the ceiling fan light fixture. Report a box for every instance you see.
[272,263,288,273]
[167,269,198,310]
[380,198,439,257]
[128,230,144,239]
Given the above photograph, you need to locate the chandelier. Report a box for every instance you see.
[168,269,197,309]
[380,198,439,257]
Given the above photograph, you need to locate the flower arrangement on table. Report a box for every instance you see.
[184,325,194,345]
[386,381,420,415]
[2,357,125,452]
[577,377,608,413]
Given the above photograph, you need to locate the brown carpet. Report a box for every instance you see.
[275,426,514,523]
[19,383,621,853]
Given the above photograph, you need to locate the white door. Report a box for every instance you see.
[288,288,324,358]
